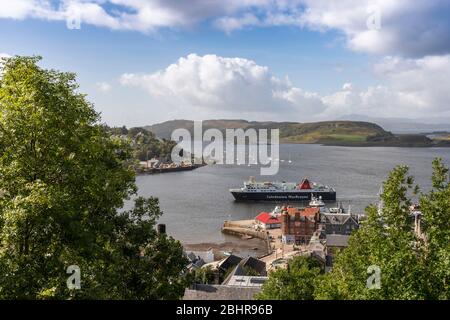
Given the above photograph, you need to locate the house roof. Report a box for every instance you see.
[323,213,359,225]
[240,256,267,276]
[217,254,242,272]
[283,206,320,216]
[326,234,350,247]
[183,284,261,300]
[255,212,281,224]
[301,207,320,216]
[222,257,267,285]
[226,276,268,287]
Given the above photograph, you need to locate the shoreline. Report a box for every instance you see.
[280,140,450,148]
[183,238,268,259]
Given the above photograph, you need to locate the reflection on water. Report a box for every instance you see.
[133,144,450,243]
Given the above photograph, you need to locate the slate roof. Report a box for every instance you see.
[323,213,359,225]
[217,255,242,272]
[183,284,261,300]
[221,257,267,285]
[240,256,267,276]
[326,234,350,247]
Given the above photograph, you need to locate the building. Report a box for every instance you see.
[321,213,359,235]
[325,234,350,272]
[222,256,267,284]
[185,249,215,271]
[184,256,268,300]
[225,276,268,287]
[183,283,263,300]
[281,207,320,245]
[217,254,242,274]
[255,212,281,229]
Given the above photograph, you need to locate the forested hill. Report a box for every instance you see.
[106,126,176,161]
[145,120,450,147]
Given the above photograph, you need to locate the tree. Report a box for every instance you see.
[315,160,449,300]
[255,256,323,300]
[192,266,216,284]
[0,56,189,299]
[419,158,450,299]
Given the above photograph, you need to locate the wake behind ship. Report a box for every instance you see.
[230,177,336,201]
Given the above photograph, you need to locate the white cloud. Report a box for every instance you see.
[214,13,261,34]
[120,53,450,121]
[321,55,450,119]
[3,2,449,121]
[0,0,275,32]
[297,0,450,57]
[95,81,112,93]
[120,53,326,119]
[2,1,449,57]
[342,83,353,91]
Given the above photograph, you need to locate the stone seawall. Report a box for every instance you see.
[221,220,272,256]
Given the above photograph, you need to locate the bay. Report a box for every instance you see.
[134,144,450,245]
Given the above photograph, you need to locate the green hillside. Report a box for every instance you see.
[277,121,385,144]
[145,119,447,147]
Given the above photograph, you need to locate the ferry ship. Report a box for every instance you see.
[230,177,336,201]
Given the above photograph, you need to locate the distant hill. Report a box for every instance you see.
[145,119,450,147]
[338,114,450,134]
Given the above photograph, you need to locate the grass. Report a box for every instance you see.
[323,134,368,142]
[280,133,369,144]
[433,135,450,141]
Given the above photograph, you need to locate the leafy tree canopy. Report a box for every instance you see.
[315,159,449,299]
[0,56,189,299]
[258,159,449,300]
[256,255,323,300]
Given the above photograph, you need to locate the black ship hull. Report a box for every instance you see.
[231,190,336,201]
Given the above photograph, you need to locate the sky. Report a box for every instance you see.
[1,0,450,127]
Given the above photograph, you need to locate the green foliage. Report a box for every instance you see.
[255,256,323,300]
[107,126,177,162]
[315,160,449,300]
[0,56,189,299]
[192,266,216,284]
[418,158,450,299]
[242,265,261,277]
[258,160,449,300]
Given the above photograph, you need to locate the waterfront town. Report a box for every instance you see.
[182,189,424,300]
[2,0,450,307]
[137,158,203,174]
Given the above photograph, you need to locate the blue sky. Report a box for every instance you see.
[1,1,450,126]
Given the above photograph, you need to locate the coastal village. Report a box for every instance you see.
[129,150,430,300]
[138,158,203,174]
[182,177,425,300]
[183,190,363,300]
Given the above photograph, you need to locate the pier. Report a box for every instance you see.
[221,219,273,258]
[221,217,311,272]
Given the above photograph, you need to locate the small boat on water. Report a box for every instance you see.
[308,195,345,213]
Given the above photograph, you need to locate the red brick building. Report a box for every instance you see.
[281,207,320,245]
